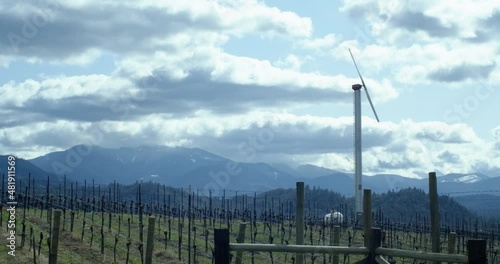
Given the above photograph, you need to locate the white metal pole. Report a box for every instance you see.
[353,84,363,217]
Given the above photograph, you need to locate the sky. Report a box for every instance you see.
[0,0,499,178]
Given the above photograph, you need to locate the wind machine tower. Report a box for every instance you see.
[348,49,380,219]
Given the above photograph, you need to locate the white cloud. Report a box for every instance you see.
[0,0,312,65]
[334,0,500,86]
[0,75,137,107]
[128,0,314,37]
[298,33,338,52]
[2,112,498,177]
[274,54,304,71]
[335,41,498,85]
[1,0,498,179]
[494,125,500,140]
[0,80,39,107]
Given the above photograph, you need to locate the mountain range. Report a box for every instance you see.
[2,144,499,216]
[2,144,499,193]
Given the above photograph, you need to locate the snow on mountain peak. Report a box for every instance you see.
[439,174,486,184]
[454,174,481,183]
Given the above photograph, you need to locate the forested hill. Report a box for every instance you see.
[371,188,475,222]
[259,186,477,222]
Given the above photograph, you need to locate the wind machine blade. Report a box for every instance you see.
[348,49,380,122]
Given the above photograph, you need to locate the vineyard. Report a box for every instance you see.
[1,175,499,263]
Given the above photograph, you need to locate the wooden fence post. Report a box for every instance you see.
[70,211,75,233]
[296,182,305,264]
[370,228,381,263]
[429,171,441,264]
[48,210,61,264]
[448,232,457,264]
[145,216,155,264]
[235,222,247,264]
[467,239,486,264]
[32,226,37,264]
[100,228,104,254]
[21,186,28,248]
[214,229,230,264]
[333,226,340,264]
[363,189,372,247]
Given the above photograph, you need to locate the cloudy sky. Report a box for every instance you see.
[1,0,499,178]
